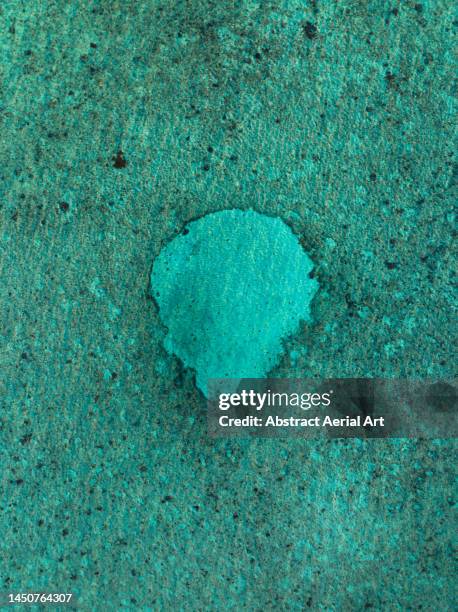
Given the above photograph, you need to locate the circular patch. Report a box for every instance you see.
[151,209,319,396]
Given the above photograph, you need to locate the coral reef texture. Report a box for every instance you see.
[0,1,456,610]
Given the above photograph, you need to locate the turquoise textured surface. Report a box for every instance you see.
[151,210,318,394]
[0,0,456,610]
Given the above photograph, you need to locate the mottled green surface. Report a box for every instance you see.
[151,210,318,394]
[0,1,456,610]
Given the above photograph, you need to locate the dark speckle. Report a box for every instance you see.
[385,71,396,86]
[59,202,69,212]
[90,42,97,48]
[302,21,318,40]
[20,433,32,445]
[62,528,69,536]
[385,261,397,270]
[369,172,377,182]
[21,352,28,360]
[161,495,173,503]
[113,150,127,169]
[414,4,424,12]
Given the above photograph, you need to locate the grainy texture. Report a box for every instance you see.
[0,1,456,610]
[151,209,318,394]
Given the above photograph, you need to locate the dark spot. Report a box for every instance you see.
[16,479,24,485]
[111,372,118,380]
[62,528,69,536]
[20,433,32,445]
[24,50,32,56]
[59,201,69,212]
[116,538,128,546]
[11,211,18,221]
[302,21,318,40]
[392,8,399,16]
[207,146,214,153]
[21,352,28,360]
[385,71,396,85]
[385,261,397,269]
[139,465,147,472]
[90,42,97,48]
[308,269,316,279]
[161,495,173,503]
[182,228,189,235]
[38,519,44,526]
[369,172,377,182]
[254,52,262,61]
[233,512,238,519]
[80,54,88,62]
[203,164,210,171]
[414,4,423,12]
[112,150,127,169]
